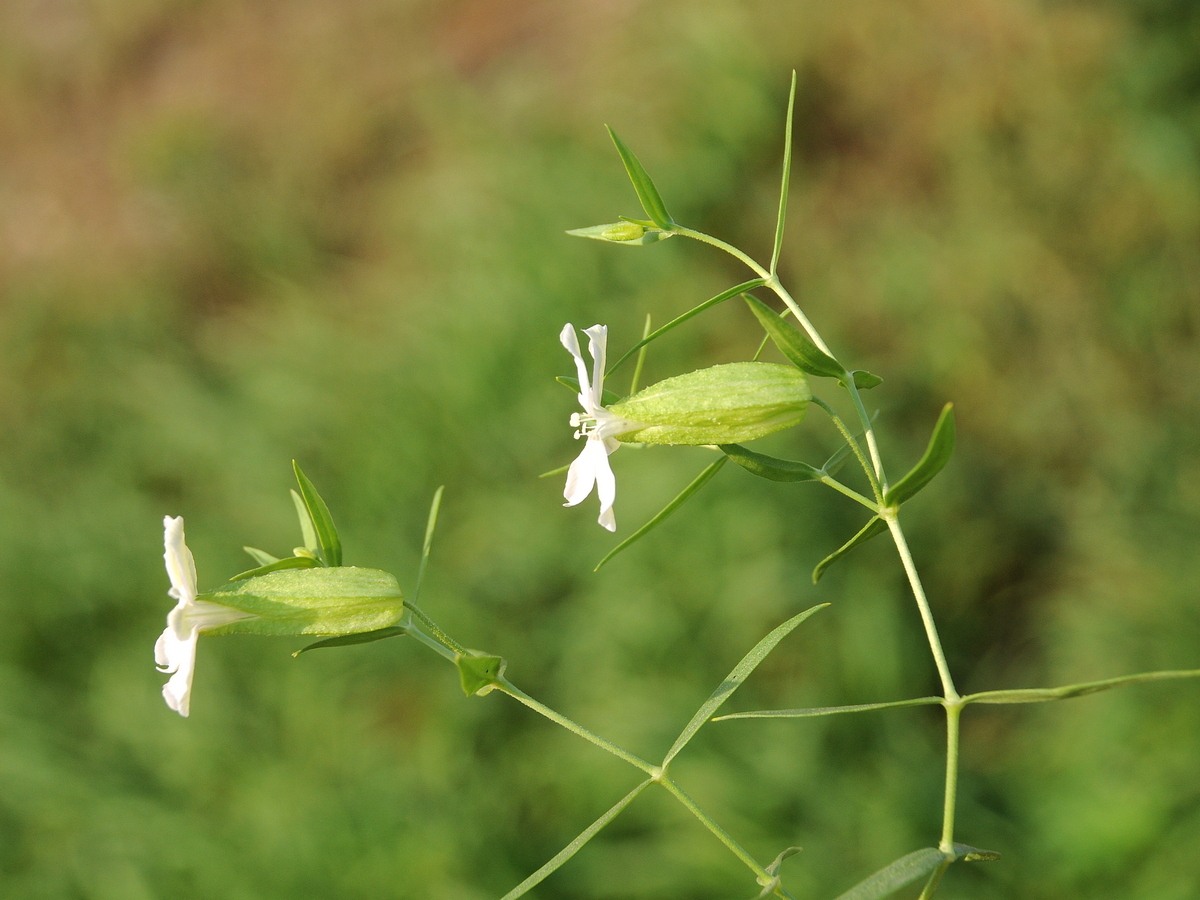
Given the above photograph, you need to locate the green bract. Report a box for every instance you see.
[196,567,405,637]
[608,362,810,445]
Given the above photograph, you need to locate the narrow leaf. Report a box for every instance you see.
[293,461,343,567]
[499,779,654,900]
[243,546,279,566]
[606,279,766,377]
[950,844,1001,862]
[714,696,942,722]
[293,626,406,656]
[851,370,883,390]
[566,222,672,246]
[963,668,1200,706]
[832,848,948,900]
[770,70,797,275]
[812,516,887,583]
[755,845,803,899]
[720,443,823,483]
[291,489,319,552]
[628,313,652,395]
[883,403,955,507]
[594,457,728,571]
[412,486,443,607]
[607,126,673,229]
[745,295,845,379]
[539,463,571,479]
[229,554,321,582]
[556,375,621,407]
[662,603,829,765]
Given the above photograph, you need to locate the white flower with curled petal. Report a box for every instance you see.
[560,323,639,532]
[155,516,255,717]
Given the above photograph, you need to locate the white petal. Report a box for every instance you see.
[563,443,597,507]
[559,324,594,412]
[163,516,197,605]
[582,324,608,408]
[590,439,617,532]
[160,631,198,717]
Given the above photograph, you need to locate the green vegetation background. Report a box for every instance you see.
[2,1,1199,897]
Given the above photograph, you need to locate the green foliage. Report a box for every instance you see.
[812,517,888,583]
[606,127,674,229]
[883,404,955,508]
[292,461,343,567]
[719,443,825,483]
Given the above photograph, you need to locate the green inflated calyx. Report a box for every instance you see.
[457,650,507,697]
[196,567,405,637]
[608,362,810,445]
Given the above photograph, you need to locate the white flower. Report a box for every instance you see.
[559,324,638,532]
[155,516,254,717]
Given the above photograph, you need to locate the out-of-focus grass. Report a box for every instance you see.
[1,1,1199,898]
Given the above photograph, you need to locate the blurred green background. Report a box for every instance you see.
[2,1,1199,897]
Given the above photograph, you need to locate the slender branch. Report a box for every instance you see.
[916,860,951,900]
[819,476,879,512]
[882,511,958,701]
[496,681,658,776]
[940,703,962,852]
[812,397,882,501]
[659,776,778,887]
[403,618,459,662]
[406,601,468,655]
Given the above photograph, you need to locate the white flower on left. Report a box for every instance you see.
[560,324,638,532]
[155,516,254,717]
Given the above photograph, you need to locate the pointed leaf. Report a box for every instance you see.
[607,126,673,229]
[243,546,279,567]
[832,848,948,900]
[290,489,319,553]
[457,650,508,697]
[950,844,1000,862]
[963,668,1200,705]
[755,845,803,899]
[293,461,343,567]
[499,779,654,900]
[884,403,955,507]
[606,279,766,377]
[770,71,797,275]
[566,222,673,245]
[412,486,444,606]
[745,295,846,379]
[662,603,829,765]
[812,516,887,583]
[229,554,321,582]
[851,370,883,390]
[714,696,942,722]
[556,375,621,407]
[293,625,407,656]
[720,443,823,483]
[595,457,727,571]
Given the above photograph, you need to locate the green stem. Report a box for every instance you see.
[670,225,886,483]
[496,680,658,776]
[818,476,879,512]
[917,860,951,900]
[882,511,958,702]
[404,618,459,662]
[940,702,962,852]
[406,601,468,655]
[812,397,882,501]
[659,776,775,885]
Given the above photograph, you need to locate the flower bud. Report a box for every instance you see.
[608,362,810,445]
[195,566,404,637]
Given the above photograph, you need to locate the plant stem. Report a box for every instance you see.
[812,397,882,501]
[670,225,886,483]
[404,619,459,662]
[940,702,962,852]
[659,776,776,886]
[917,860,950,900]
[818,476,879,512]
[406,601,468,655]
[882,512,958,702]
[496,681,658,776]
